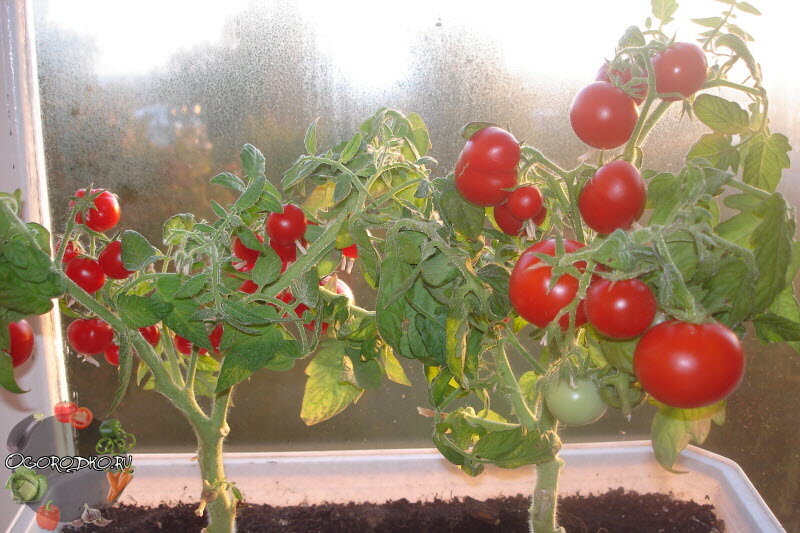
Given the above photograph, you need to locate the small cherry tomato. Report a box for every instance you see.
[232,235,263,268]
[596,62,648,105]
[457,126,521,172]
[65,257,106,293]
[60,241,83,263]
[544,377,607,426]
[70,406,93,429]
[53,401,77,423]
[139,325,161,346]
[104,344,120,366]
[508,186,544,220]
[173,335,193,355]
[634,320,744,408]
[578,160,646,234]
[36,501,60,530]
[585,279,656,339]
[341,243,359,259]
[209,324,224,355]
[266,204,307,245]
[98,241,133,279]
[454,161,517,207]
[652,42,708,101]
[509,239,588,330]
[73,189,121,232]
[569,81,638,150]
[493,202,523,236]
[239,280,259,294]
[6,320,34,368]
[67,319,114,354]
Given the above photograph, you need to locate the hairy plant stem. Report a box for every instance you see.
[530,455,566,533]
[491,344,537,430]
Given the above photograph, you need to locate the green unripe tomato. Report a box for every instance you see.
[544,377,607,426]
[335,228,354,250]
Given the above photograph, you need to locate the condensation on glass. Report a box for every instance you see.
[32,0,800,528]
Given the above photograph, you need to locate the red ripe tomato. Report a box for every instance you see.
[332,278,355,302]
[173,335,193,355]
[652,42,708,101]
[596,62,648,105]
[634,320,744,408]
[209,324,224,355]
[579,160,645,234]
[65,257,106,293]
[53,401,77,423]
[454,159,517,207]
[139,325,161,346]
[508,186,543,220]
[60,241,83,263]
[585,279,656,339]
[239,280,258,294]
[70,406,93,429]
[36,502,60,530]
[73,189,121,232]
[509,239,588,330]
[67,319,114,354]
[98,241,133,279]
[457,126,521,172]
[569,81,639,150]
[493,202,523,236]
[266,204,307,245]
[270,241,297,271]
[6,320,34,368]
[104,344,120,366]
[341,243,359,259]
[533,207,547,226]
[233,235,263,267]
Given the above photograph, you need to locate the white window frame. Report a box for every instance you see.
[1,1,73,529]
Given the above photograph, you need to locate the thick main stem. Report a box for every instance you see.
[530,456,566,533]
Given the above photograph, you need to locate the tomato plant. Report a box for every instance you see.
[596,61,647,105]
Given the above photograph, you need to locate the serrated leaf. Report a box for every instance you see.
[435,178,485,241]
[216,325,301,392]
[687,134,739,171]
[617,26,646,49]
[715,34,760,82]
[742,133,791,192]
[301,340,364,425]
[116,294,174,328]
[240,144,266,180]
[210,173,246,193]
[753,313,800,343]
[693,94,750,135]
[304,118,319,155]
[151,275,213,351]
[751,193,794,315]
[651,0,678,23]
[338,132,363,164]
[235,174,266,211]
[120,230,161,270]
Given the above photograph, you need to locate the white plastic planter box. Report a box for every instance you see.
[5,440,784,532]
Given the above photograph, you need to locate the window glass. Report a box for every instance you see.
[33,1,799,527]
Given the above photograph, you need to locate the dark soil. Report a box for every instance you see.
[62,488,724,532]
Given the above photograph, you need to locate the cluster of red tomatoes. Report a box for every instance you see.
[452,43,744,410]
[235,203,355,333]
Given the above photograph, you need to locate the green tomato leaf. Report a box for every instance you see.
[736,1,761,16]
[0,352,26,394]
[304,118,319,155]
[338,132,363,165]
[753,313,800,343]
[651,403,725,471]
[434,178,485,241]
[251,248,282,287]
[460,122,499,141]
[693,94,750,135]
[301,340,364,425]
[714,34,761,82]
[162,213,196,246]
[687,134,739,171]
[742,133,791,193]
[235,174,266,211]
[116,294,173,328]
[379,345,411,386]
[121,230,161,271]
[215,325,301,392]
[240,144,266,180]
[750,194,794,314]
[210,172,246,193]
[651,0,678,23]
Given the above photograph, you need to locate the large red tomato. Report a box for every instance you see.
[652,42,708,101]
[578,160,646,234]
[569,81,639,150]
[585,279,656,339]
[98,241,133,279]
[266,204,307,245]
[509,239,588,330]
[634,320,744,408]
